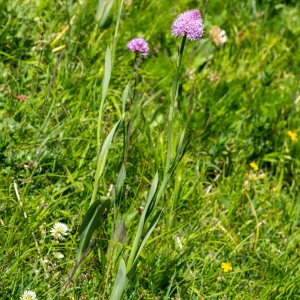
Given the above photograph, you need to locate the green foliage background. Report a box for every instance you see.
[0,0,299,299]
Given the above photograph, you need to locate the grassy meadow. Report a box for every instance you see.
[1,0,300,299]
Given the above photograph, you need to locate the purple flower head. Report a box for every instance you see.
[127,38,149,56]
[172,9,204,41]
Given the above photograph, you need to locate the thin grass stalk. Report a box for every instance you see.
[165,35,186,174]
[97,46,112,155]
[21,26,45,125]
[167,170,182,228]
[42,50,65,116]
[111,0,124,66]
[96,0,123,153]
[38,50,65,136]
[244,190,259,250]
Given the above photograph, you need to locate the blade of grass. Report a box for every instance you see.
[76,199,111,261]
[91,117,123,205]
[128,209,163,275]
[126,172,159,271]
[96,0,115,27]
[244,190,259,250]
[110,259,127,300]
[97,46,112,155]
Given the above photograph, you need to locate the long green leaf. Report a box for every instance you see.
[92,117,123,205]
[126,173,158,270]
[76,199,110,261]
[97,46,112,154]
[95,118,122,184]
[126,129,186,272]
[154,129,187,210]
[169,129,186,174]
[102,46,112,102]
[106,221,126,266]
[122,82,130,115]
[129,210,163,274]
[96,0,115,27]
[114,163,126,200]
[110,259,127,300]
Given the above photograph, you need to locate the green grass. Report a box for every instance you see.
[1,0,300,299]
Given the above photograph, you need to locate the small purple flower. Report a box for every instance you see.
[172,9,204,41]
[127,38,149,56]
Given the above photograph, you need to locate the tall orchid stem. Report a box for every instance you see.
[165,35,186,174]
[123,54,139,166]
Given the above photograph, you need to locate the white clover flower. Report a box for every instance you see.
[21,290,37,300]
[50,222,69,241]
[175,236,183,250]
[210,25,227,47]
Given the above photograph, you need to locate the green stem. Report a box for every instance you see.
[97,0,123,153]
[165,35,186,174]
[111,0,124,66]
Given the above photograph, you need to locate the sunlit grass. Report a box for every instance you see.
[0,0,300,299]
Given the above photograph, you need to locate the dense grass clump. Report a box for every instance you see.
[1,0,300,299]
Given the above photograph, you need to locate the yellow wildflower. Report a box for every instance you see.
[221,262,232,273]
[287,130,298,141]
[250,162,259,171]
